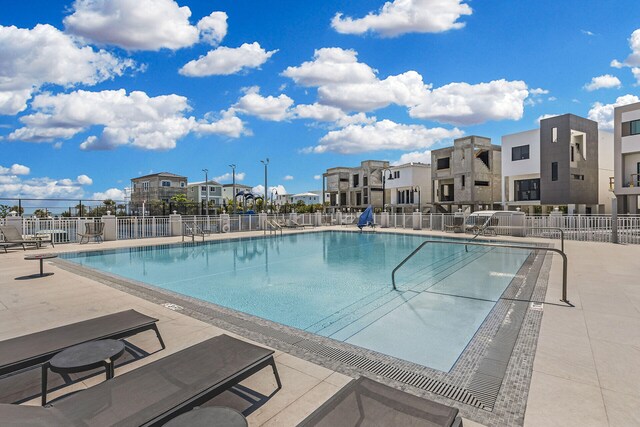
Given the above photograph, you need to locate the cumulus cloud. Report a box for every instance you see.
[91,188,126,200]
[391,150,432,166]
[331,0,472,37]
[611,29,640,83]
[233,87,294,121]
[253,184,287,196]
[314,175,322,180]
[0,164,30,175]
[0,173,89,199]
[292,103,376,127]
[8,89,247,150]
[196,11,228,45]
[584,74,622,91]
[283,48,530,125]
[283,175,294,181]
[76,174,93,185]
[213,171,246,182]
[588,94,640,130]
[63,0,204,51]
[197,109,249,138]
[409,79,529,125]
[179,42,277,77]
[307,119,463,154]
[0,24,134,115]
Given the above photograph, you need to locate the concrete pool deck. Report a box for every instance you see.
[0,226,638,426]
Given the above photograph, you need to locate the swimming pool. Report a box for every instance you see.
[61,231,532,372]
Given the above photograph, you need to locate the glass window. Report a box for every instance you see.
[551,162,558,181]
[210,186,215,192]
[180,182,185,188]
[515,178,540,201]
[631,120,640,135]
[161,181,171,187]
[142,181,149,191]
[552,127,558,143]
[201,186,207,191]
[461,175,465,187]
[436,157,450,170]
[511,145,530,161]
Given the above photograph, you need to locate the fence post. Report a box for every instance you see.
[259,212,267,230]
[314,211,322,226]
[220,214,230,233]
[169,213,182,236]
[101,214,117,241]
[413,211,422,230]
[611,196,618,244]
[380,211,389,228]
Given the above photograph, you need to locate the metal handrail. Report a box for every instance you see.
[265,219,283,236]
[466,226,565,253]
[391,240,571,306]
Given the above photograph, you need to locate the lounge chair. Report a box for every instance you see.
[444,217,465,233]
[298,377,462,427]
[0,309,164,377]
[0,334,281,426]
[0,225,41,251]
[77,222,104,244]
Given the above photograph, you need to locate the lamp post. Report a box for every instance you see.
[202,168,209,216]
[413,186,421,213]
[381,168,391,212]
[229,164,236,213]
[261,158,269,212]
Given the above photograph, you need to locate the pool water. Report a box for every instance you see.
[62,231,531,372]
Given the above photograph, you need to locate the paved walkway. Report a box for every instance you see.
[1,227,638,425]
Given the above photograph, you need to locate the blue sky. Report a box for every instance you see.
[1,0,640,203]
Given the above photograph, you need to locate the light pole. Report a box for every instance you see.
[261,158,269,212]
[229,164,236,213]
[202,168,209,216]
[413,186,421,212]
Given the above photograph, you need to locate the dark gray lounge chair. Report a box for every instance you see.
[0,334,281,426]
[0,225,41,251]
[78,222,104,244]
[0,309,164,377]
[298,377,463,427]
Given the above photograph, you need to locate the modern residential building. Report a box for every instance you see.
[322,160,389,212]
[384,162,432,212]
[221,183,253,205]
[431,136,501,212]
[186,180,223,206]
[502,114,614,214]
[130,172,187,213]
[290,192,321,205]
[613,101,640,214]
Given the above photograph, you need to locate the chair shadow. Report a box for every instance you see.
[15,273,55,280]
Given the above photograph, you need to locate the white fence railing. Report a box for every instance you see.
[3,213,640,245]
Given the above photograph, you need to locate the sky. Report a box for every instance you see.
[1,0,640,205]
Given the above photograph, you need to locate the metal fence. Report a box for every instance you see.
[3,212,640,245]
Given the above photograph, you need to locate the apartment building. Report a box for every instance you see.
[130,172,187,212]
[186,180,223,206]
[431,136,501,213]
[384,162,432,212]
[613,101,640,214]
[502,114,613,214]
[322,160,389,212]
[221,184,253,203]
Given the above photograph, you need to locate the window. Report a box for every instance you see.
[142,181,149,192]
[210,186,216,192]
[394,171,400,179]
[622,120,640,136]
[180,182,185,188]
[436,157,450,170]
[461,175,465,187]
[363,176,368,187]
[161,181,171,187]
[515,178,540,201]
[551,162,558,181]
[512,145,530,161]
[201,186,207,191]
[476,150,490,169]
[571,146,574,162]
[353,174,359,187]
[474,181,490,186]
[552,127,558,143]
[572,174,584,180]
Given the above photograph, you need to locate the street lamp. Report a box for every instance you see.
[260,158,269,212]
[202,168,209,216]
[413,186,421,213]
[229,164,236,213]
[381,168,391,212]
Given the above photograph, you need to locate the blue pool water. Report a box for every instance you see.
[62,231,532,372]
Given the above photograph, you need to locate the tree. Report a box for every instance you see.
[10,205,24,215]
[33,209,49,218]
[0,204,9,218]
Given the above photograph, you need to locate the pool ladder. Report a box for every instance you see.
[391,240,571,306]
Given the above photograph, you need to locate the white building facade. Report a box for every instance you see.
[384,163,432,212]
[613,101,640,213]
[187,181,223,206]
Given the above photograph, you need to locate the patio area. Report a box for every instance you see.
[0,227,638,426]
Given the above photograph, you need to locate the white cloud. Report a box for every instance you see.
[292,103,376,127]
[196,109,249,138]
[588,94,640,130]
[283,48,530,125]
[314,175,322,180]
[0,164,30,175]
[253,184,287,195]
[180,42,277,77]
[611,29,640,83]
[409,79,530,125]
[77,174,93,185]
[0,24,134,115]
[233,87,294,121]
[8,89,246,150]
[197,11,228,45]
[283,175,294,181]
[581,29,595,36]
[63,0,202,51]
[584,74,622,91]
[307,119,463,154]
[536,114,559,124]
[391,150,432,166]
[91,188,126,200]
[213,171,246,182]
[331,0,472,37]
[0,173,88,200]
